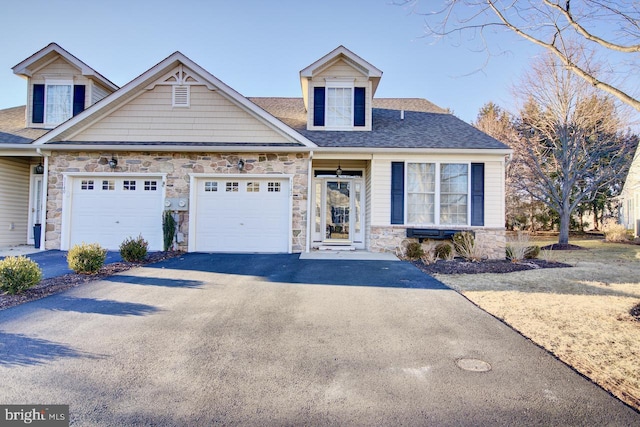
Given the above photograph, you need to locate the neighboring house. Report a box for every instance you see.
[0,43,511,258]
[619,147,640,236]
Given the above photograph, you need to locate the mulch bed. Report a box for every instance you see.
[414,258,572,275]
[0,251,183,311]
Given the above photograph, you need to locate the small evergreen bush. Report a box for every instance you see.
[434,242,453,260]
[405,241,424,260]
[162,211,177,251]
[119,235,148,262]
[67,243,107,274]
[0,256,42,295]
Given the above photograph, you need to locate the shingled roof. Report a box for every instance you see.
[0,106,49,144]
[250,97,509,150]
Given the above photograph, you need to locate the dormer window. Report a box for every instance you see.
[326,82,353,128]
[32,81,85,127]
[313,84,366,130]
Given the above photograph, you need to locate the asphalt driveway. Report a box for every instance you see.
[0,253,637,425]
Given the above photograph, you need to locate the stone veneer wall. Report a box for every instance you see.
[45,151,309,251]
[369,226,507,260]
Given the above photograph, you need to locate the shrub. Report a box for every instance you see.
[453,231,483,262]
[602,218,628,242]
[119,235,148,262]
[67,243,107,274]
[0,256,42,295]
[420,241,440,264]
[524,245,540,259]
[435,242,453,260]
[405,241,424,260]
[162,211,177,251]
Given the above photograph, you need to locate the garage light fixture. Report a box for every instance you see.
[108,157,118,169]
[238,159,245,171]
[34,162,44,174]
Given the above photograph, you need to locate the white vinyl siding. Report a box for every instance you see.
[70,85,293,143]
[370,155,505,228]
[0,158,30,247]
[91,83,110,104]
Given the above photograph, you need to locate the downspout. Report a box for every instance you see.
[36,148,49,251]
[305,150,314,253]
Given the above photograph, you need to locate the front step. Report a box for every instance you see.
[318,244,356,251]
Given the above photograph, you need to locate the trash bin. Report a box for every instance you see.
[33,224,41,249]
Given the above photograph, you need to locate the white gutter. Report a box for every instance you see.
[305,150,314,253]
[36,148,49,251]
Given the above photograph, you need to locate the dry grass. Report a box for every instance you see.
[435,238,640,410]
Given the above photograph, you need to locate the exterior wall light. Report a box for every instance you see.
[34,163,44,174]
[108,157,118,169]
[238,159,245,171]
[336,163,342,176]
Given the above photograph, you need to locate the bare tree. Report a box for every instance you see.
[511,53,633,245]
[397,1,640,112]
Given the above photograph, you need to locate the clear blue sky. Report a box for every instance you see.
[0,0,539,124]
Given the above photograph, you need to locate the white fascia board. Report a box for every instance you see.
[299,46,382,78]
[33,52,316,148]
[12,43,118,91]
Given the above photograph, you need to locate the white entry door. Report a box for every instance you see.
[312,176,365,248]
[66,176,164,250]
[192,177,290,253]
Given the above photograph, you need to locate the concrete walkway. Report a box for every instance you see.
[0,253,637,425]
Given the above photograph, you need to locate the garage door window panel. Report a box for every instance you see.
[81,180,94,190]
[247,182,260,192]
[226,182,239,192]
[123,180,136,191]
[144,181,158,191]
[102,180,115,191]
[204,181,218,192]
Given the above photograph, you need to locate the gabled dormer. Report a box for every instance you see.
[300,46,382,132]
[12,43,119,129]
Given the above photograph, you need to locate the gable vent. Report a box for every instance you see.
[173,85,190,107]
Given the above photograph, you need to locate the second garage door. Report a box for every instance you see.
[192,177,290,252]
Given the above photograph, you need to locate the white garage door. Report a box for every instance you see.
[193,177,290,252]
[67,176,163,250]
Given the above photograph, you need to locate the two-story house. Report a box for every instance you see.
[0,43,511,258]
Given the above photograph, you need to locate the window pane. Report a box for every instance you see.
[440,164,468,225]
[46,84,72,124]
[407,163,435,224]
[326,87,352,127]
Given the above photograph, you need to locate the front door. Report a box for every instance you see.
[313,176,364,248]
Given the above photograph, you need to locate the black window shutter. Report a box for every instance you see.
[471,163,485,226]
[73,85,86,116]
[32,84,45,124]
[313,87,325,126]
[354,87,365,126]
[391,162,405,224]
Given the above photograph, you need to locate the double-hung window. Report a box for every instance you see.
[45,81,72,126]
[406,162,469,225]
[326,84,352,128]
[32,81,85,127]
[313,83,366,129]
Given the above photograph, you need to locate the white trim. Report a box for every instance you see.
[12,43,119,91]
[404,161,471,227]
